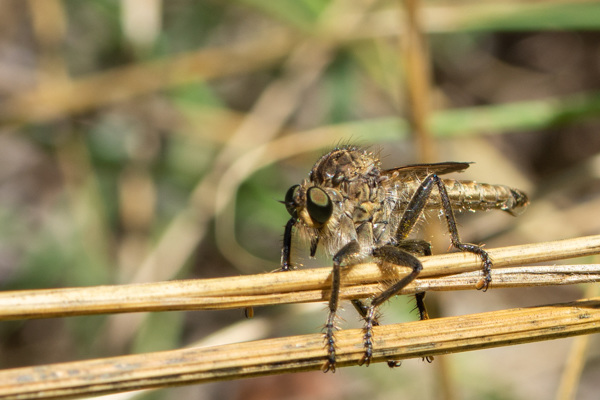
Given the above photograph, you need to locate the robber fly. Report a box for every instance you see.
[280,146,529,372]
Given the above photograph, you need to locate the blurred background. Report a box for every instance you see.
[1,0,600,399]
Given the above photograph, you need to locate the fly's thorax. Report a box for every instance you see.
[309,147,381,189]
[319,181,389,255]
[296,148,384,231]
[284,146,398,257]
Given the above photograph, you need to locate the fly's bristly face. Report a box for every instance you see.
[284,183,335,229]
[283,180,345,257]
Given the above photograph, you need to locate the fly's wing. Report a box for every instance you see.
[382,162,471,180]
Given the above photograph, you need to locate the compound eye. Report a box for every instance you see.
[306,187,333,225]
[284,185,300,218]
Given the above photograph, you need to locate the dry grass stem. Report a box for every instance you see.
[403,0,436,161]
[1,296,599,400]
[555,283,600,400]
[0,30,295,125]
[1,235,599,321]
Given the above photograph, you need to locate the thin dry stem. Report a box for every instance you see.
[402,0,436,162]
[0,30,295,125]
[1,235,599,321]
[1,296,599,400]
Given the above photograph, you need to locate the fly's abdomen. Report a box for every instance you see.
[442,180,529,216]
[398,179,529,216]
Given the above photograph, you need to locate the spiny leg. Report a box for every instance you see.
[280,218,362,372]
[395,173,493,291]
[434,176,492,290]
[396,240,434,362]
[323,240,362,373]
[397,240,432,324]
[414,292,429,322]
[351,298,402,368]
[352,239,432,368]
[359,245,423,366]
[279,216,346,372]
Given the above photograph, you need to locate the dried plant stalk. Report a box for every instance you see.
[0,235,598,399]
[1,296,599,400]
[1,30,295,125]
[1,235,600,320]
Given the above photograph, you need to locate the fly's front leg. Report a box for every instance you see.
[279,218,295,271]
[323,240,363,373]
[256,218,294,320]
[396,174,493,291]
[359,245,423,367]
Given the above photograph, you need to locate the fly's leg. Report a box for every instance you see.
[280,217,319,270]
[323,240,363,373]
[396,173,493,291]
[435,176,492,290]
[414,292,434,363]
[395,239,432,256]
[251,218,294,320]
[351,299,402,368]
[352,239,432,368]
[396,240,432,325]
[414,292,429,321]
[280,217,360,372]
[366,280,433,364]
[279,218,295,271]
[359,245,423,367]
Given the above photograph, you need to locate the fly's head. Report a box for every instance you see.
[283,181,341,232]
[282,180,345,258]
[282,147,383,257]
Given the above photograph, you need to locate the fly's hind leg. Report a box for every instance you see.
[396,240,434,362]
[396,173,493,291]
[396,240,433,361]
[353,239,433,368]
[394,239,432,324]
[358,245,423,367]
